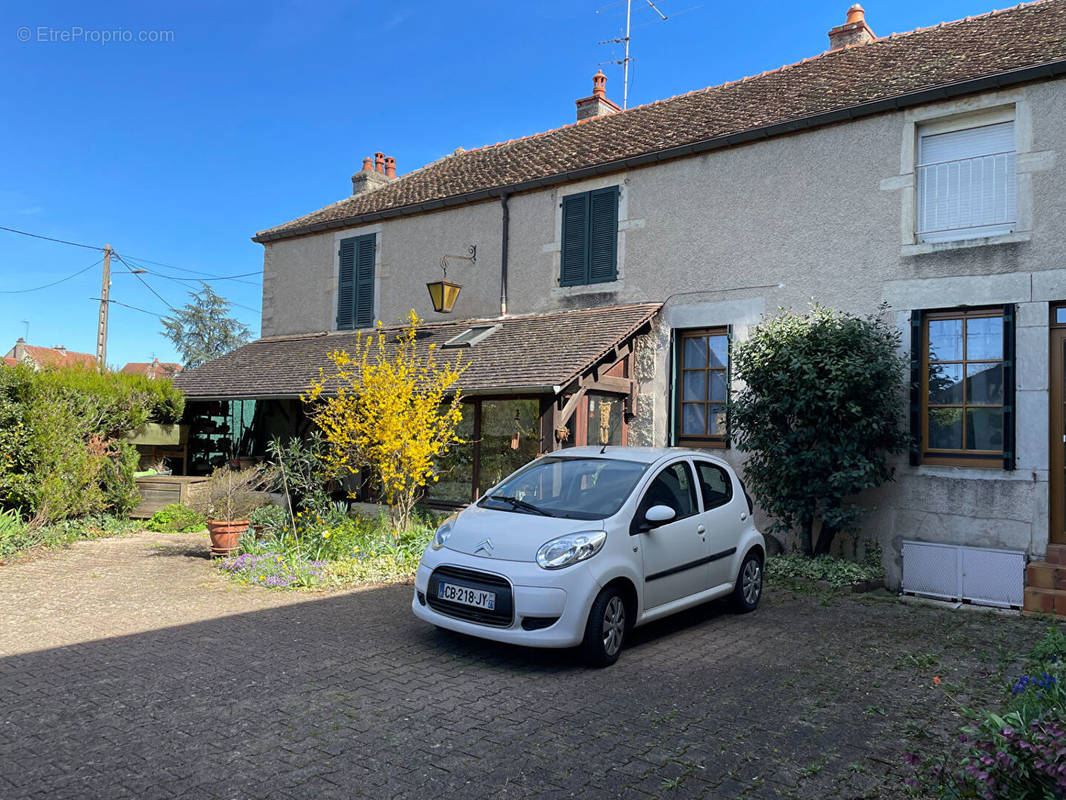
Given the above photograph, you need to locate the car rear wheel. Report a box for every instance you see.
[732,551,763,613]
[582,587,627,667]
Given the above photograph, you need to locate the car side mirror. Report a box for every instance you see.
[644,505,676,526]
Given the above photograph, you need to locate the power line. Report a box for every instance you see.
[0,225,105,252]
[112,251,177,312]
[118,254,259,287]
[90,297,164,318]
[119,252,263,281]
[0,258,102,293]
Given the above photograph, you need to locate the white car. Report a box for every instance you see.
[412,447,765,666]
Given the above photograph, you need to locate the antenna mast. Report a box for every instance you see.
[601,0,669,110]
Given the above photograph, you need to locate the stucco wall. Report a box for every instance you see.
[260,79,1065,586]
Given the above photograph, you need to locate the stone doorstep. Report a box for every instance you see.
[1022,586,1066,617]
[1026,562,1066,591]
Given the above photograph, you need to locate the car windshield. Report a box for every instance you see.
[478,457,650,520]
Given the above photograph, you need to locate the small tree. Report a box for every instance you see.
[731,304,909,556]
[161,282,251,369]
[304,311,466,533]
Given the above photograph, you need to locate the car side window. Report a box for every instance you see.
[695,461,733,510]
[639,462,698,521]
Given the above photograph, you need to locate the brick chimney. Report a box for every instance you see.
[351,153,398,195]
[828,4,875,50]
[575,70,620,122]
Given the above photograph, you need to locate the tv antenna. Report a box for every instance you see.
[597,1,700,109]
[20,319,29,340]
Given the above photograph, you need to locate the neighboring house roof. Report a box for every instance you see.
[2,341,97,370]
[1,357,17,367]
[255,0,1066,243]
[121,360,184,379]
[174,303,661,399]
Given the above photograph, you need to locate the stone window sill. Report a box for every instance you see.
[901,230,1030,257]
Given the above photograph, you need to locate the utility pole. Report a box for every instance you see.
[622,0,632,110]
[96,244,112,370]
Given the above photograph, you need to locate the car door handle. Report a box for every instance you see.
[696,525,706,534]
[740,512,748,521]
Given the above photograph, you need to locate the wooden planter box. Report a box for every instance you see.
[131,475,208,519]
[125,423,189,446]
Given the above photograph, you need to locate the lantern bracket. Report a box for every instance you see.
[439,245,476,278]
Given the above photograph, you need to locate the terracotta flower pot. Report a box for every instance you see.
[206,519,250,557]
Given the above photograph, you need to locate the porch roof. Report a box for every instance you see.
[173,303,661,400]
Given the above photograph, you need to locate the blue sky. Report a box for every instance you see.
[0,0,996,368]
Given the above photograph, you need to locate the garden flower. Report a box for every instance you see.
[934,677,941,685]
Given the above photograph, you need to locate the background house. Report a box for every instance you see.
[176,1,1066,606]
[2,338,96,370]
[120,359,183,381]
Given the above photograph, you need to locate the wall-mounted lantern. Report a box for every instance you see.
[427,245,476,314]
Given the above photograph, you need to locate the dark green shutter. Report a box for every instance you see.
[724,324,733,449]
[909,310,923,466]
[354,234,376,328]
[560,193,588,286]
[668,330,680,446]
[1002,303,1015,470]
[588,186,619,283]
[336,234,375,330]
[336,238,356,329]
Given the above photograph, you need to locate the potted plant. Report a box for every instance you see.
[190,464,277,556]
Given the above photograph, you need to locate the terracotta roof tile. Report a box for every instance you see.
[256,0,1066,242]
[174,304,661,399]
[20,345,97,369]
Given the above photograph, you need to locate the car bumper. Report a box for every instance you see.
[412,546,600,648]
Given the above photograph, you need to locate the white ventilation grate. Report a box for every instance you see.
[902,541,1024,609]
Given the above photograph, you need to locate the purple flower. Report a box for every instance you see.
[903,752,920,766]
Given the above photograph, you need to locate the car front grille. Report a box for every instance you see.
[427,565,514,628]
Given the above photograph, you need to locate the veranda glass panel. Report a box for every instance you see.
[430,403,475,503]
[587,394,624,447]
[478,399,541,495]
[966,408,1004,451]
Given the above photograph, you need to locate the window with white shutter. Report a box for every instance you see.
[916,119,1016,243]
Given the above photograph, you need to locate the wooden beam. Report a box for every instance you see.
[556,386,587,427]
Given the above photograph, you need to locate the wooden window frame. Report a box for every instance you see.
[674,327,730,449]
[920,307,1008,468]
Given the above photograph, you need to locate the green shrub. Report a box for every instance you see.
[0,364,185,522]
[0,507,28,557]
[766,552,883,587]
[145,503,205,532]
[731,305,909,555]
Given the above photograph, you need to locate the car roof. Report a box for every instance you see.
[547,446,729,467]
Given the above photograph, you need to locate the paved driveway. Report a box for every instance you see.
[0,532,1038,799]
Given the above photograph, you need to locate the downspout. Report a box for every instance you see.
[499,192,510,317]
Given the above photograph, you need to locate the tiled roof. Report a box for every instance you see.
[174,303,661,399]
[256,0,1066,242]
[13,344,97,369]
[121,361,183,379]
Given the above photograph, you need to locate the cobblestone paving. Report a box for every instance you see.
[0,532,1041,799]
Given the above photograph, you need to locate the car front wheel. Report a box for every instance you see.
[732,551,763,613]
[582,587,627,667]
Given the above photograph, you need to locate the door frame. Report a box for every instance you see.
[1050,304,1066,545]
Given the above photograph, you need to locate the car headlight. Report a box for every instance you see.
[536,531,607,570]
[431,520,455,550]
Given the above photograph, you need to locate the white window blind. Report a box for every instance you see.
[917,120,1016,243]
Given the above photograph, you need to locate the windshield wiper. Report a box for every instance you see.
[486,495,551,516]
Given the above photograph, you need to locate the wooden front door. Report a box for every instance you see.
[1051,306,1066,545]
